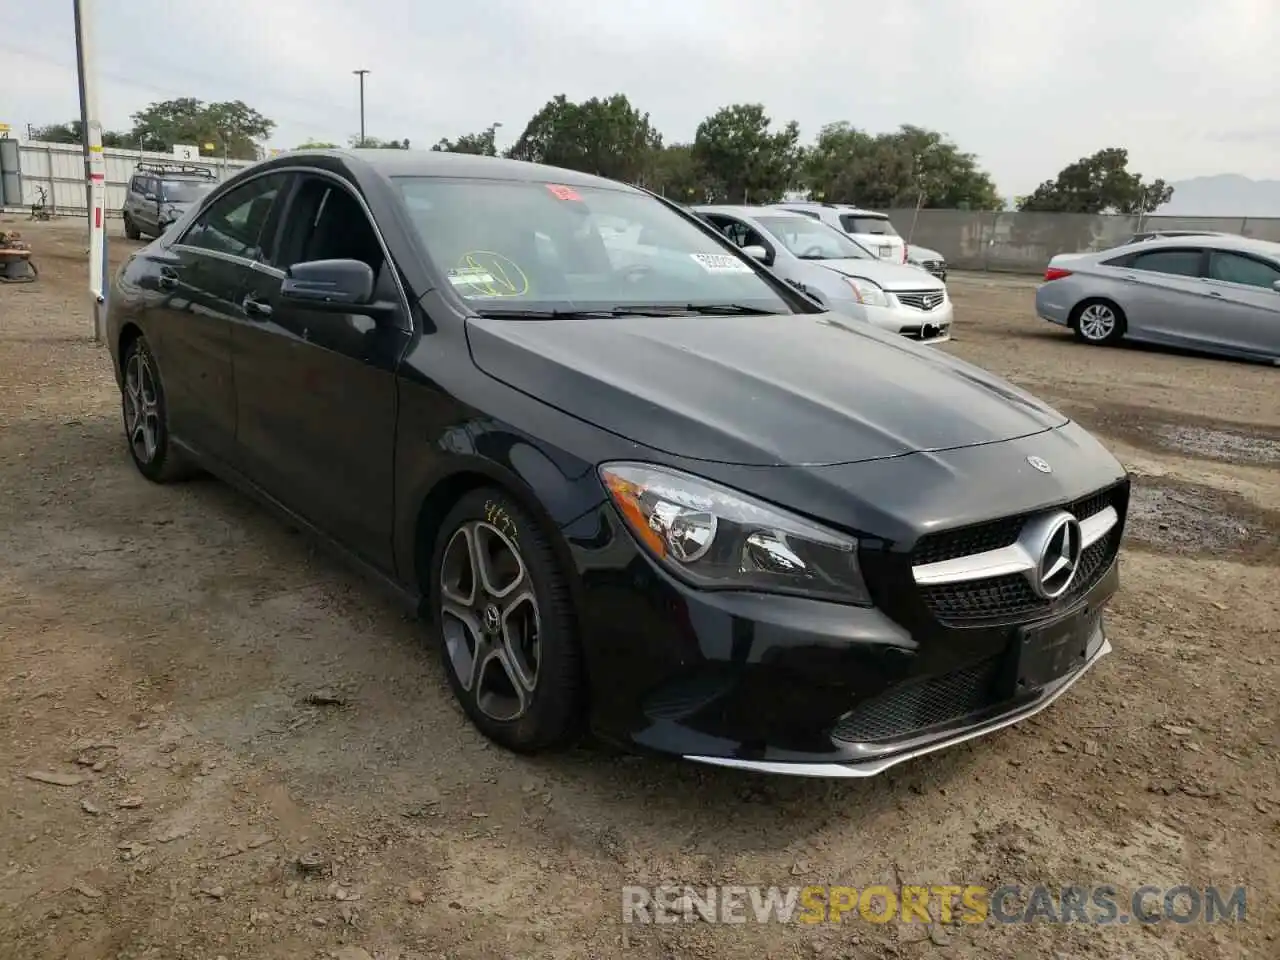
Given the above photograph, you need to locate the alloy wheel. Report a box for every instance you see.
[1078,303,1116,342]
[124,349,161,464]
[439,521,542,722]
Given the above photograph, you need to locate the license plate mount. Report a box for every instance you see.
[879,245,892,258]
[1013,609,1098,691]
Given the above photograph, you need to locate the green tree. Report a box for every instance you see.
[1018,148,1174,214]
[127,98,274,160]
[296,140,339,149]
[803,123,1001,210]
[351,135,410,149]
[645,144,710,201]
[432,125,499,156]
[30,120,131,148]
[692,104,801,204]
[507,94,662,183]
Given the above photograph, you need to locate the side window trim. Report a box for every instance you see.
[262,167,416,334]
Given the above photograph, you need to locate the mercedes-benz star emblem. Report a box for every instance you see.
[1027,456,1052,474]
[1034,515,1082,599]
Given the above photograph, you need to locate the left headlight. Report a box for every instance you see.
[843,277,890,307]
[599,463,870,605]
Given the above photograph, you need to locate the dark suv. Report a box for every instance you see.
[106,150,1129,778]
[122,162,218,240]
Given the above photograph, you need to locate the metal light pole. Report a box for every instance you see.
[73,0,107,342]
[353,69,369,146]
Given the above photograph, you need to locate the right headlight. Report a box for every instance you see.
[843,277,890,307]
[599,462,870,605]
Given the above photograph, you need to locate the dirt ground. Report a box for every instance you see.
[1,218,1276,960]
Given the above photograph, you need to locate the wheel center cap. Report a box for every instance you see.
[482,604,501,635]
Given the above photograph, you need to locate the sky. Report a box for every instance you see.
[2,0,1277,198]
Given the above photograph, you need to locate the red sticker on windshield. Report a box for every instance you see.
[546,183,582,201]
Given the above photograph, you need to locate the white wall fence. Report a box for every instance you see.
[0,140,257,218]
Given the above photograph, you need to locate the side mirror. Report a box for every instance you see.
[742,244,770,263]
[1273,280,1280,294]
[143,192,156,201]
[281,259,379,312]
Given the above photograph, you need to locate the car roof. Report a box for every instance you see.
[693,204,804,219]
[773,201,886,217]
[1109,233,1280,257]
[280,148,640,192]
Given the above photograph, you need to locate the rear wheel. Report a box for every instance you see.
[430,488,582,753]
[120,336,197,483]
[123,215,141,241]
[1073,300,1125,345]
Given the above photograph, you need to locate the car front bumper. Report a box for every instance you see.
[687,628,1110,777]
[560,476,1123,777]
[843,299,953,344]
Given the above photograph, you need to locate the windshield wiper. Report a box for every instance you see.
[682,303,781,315]
[475,304,780,320]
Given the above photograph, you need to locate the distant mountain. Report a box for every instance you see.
[1155,174,1280,218]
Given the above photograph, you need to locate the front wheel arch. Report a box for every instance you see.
[410,464,586,624]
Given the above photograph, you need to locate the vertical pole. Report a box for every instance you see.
[353,69,369,146]
[908,190,925,244]
[74,0,107,342]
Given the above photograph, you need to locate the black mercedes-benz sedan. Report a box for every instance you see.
[106,149,1129,777]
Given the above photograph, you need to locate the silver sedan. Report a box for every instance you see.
[1035,234,1280,363]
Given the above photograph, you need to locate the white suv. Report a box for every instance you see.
[771,202,907,265]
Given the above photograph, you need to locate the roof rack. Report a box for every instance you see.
[135,161,217,179]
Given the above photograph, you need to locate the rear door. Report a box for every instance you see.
[1200,249,1280,358]
[231,170,411,570]
[1105,246,1207,342]
[160,172,289,466]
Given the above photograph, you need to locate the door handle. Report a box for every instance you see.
[243,295,273,319]
[1207,290,1224,298]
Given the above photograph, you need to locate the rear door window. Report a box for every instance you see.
[180,174,287,259]
[1128,248,1203,277]
[840,215,898,236]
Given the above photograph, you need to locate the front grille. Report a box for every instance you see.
[831,656,1002,743]
[920,259,944,271]
[896,290,946,312]
[913,484,1125,627]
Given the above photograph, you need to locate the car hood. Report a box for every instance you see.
[909,245,944,260]
[814,258,942,291]
[465,312,1068,467]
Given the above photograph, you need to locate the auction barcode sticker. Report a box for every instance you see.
[690,253,754,274]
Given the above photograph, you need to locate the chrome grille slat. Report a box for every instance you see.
[909,485,1125,627]
[895,289,946,312]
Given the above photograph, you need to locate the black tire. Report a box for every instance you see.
[119,336,197,483]
[1071,299,1126,346]
[429,487,583,753]
[123,215,141,241]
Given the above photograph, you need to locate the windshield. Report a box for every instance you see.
[840,214,899,237]
[161,180,214,203]
[395,177,794,315]
[754,215,872,260]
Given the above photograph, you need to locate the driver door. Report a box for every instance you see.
[231,172,411,570]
